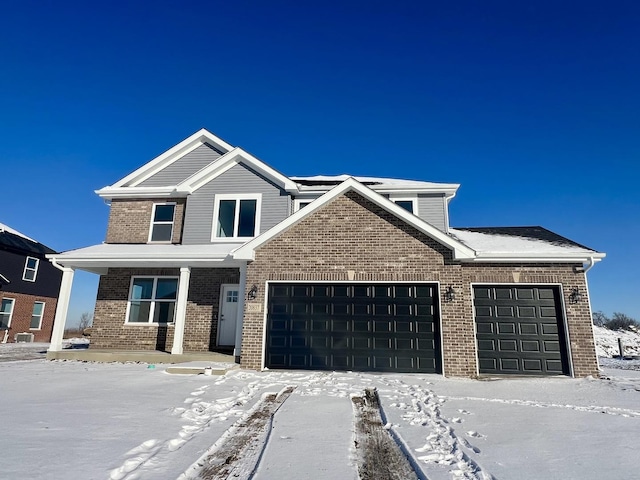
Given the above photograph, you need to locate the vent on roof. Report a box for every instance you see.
[14,333,34,343]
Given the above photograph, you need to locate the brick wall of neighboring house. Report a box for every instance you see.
[241,190,597,378]
[105,198,186,244]
[0,292,58,343]
[91,267,239,351]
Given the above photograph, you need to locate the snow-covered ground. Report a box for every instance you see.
[1,350,639,480]
[593,325,640,358]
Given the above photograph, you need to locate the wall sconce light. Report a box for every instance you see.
[569,287,582,304]
[444,285,456,303]
[248,285,258,300]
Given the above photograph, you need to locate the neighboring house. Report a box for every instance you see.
[47,129,605,377]
[0,223,63,343]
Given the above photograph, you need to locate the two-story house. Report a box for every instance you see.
[0,223,63,343]
[47,129,605,377]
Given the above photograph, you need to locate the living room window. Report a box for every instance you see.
[22,256,39,282]
[149,203,176,243]
[0,298,15,329]
[126,277,178,324]
[212,194,261,240]
[30,302,45,330]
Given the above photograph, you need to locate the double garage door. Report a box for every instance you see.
[264,282,570,376]
[265,283,441,373]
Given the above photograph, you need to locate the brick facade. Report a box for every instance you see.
[241,191,598,378]
[0,291,58,343]
[91,267,239,351]
[105,198,186,244]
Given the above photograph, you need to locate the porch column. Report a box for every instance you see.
[171,267,191,355]
[49,267,75,352]
[234,262,248,360]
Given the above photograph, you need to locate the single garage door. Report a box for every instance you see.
[265,283,441,373]
[474,285,570,375]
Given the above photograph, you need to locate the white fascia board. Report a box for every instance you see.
[296,185,459,196]
[110,129,234,188]
[462,253,606,263]
[179,147,298,193]
[0,273,10,284]
[233,177,475,261]
[95,186,192,200]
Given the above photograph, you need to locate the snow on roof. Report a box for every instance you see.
[0,222,35,242]
[450,227,599,255]
[290,175,459,191]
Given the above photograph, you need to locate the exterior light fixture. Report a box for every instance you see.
[569,287,582,304]
[248,284,258,300]
[444,285,456,303]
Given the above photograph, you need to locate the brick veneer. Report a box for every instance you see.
[105,198,186,244]
[0,292,57,343]
[241,191,598,378]
[91,267,239,351]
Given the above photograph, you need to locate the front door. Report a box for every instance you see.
[218,284,240,346]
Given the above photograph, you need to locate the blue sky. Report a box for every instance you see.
[1,1,638,325]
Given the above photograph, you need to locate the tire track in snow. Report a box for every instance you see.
[178,385,296,480]
[377,378,494,480]
[109,376,264,480]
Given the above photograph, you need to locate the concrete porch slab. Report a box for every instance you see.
[46,349,236,364]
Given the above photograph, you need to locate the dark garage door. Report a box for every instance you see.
[265,283,441,373]
[474,285,570,375]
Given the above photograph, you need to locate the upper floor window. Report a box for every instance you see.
[0,298,15,329]
[149,203,176,243]
[30,302,45,330]
[22,256,39,282]
[293,198,314,212]
[390,196,418,215]
[126,276,178,324]
[212,194,262,240]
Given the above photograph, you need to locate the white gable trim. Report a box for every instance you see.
[177,147,298,193]
[107,129,234,189]
[0,272,10,284]
[232,178,476,261]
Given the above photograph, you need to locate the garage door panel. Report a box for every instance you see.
[266,283,441,373]
[474,285,569,376]
[497,323,516,334]
[352,337,370,349]
[521,340,540,352]
[500,358,520,371]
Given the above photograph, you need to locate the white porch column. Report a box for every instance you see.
[49,267,75,352]
[171,267,191,355]
[234,262,248,359]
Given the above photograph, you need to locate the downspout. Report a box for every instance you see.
[582,256,596,274]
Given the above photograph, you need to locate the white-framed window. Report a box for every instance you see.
[389,196,418,215]
[293,198,314,212]
[0,298,15,330]
[126,276,179,324]
[148,203,176,243]
[212,194,262,240]
[30,302,45,330]
[22,256,39,282]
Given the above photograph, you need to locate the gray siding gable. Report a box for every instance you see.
[138,143,224,187]
[417,194,447,231]
[182,162,290,244]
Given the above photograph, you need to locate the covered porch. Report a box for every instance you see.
[46,243,249,362]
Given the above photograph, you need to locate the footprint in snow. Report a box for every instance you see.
[458,409,471,415]
[467,431,485,438]
[451,417,463,423]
